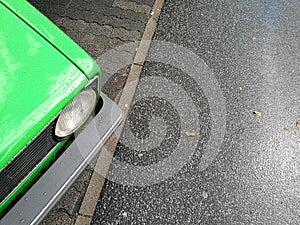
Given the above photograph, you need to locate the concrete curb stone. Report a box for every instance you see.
[26,0,160,224]
[75,0,164,224]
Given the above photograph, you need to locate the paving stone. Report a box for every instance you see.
[56,187,82,216]
[93,37,125,58]
[102,15,146,32]
[129,0,156,7]
[31,0,149,32]
[111,27,141,41]
[54,18,126,58]
[40,209,73,225]
[55,17,85,33]
[102,66,131,100]
[73,165,94,193]
[113,0,152,14]
[88,24,113,37]
[104,7,149,23]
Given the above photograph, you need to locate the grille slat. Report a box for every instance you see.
[0,120,59,203]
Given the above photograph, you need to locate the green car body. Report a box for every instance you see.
[0,0,118,219]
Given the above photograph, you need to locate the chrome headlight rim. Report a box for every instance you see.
[54,76,99,139]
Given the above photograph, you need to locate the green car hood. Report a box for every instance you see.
[1,0,100,79]
[0,2,89,168]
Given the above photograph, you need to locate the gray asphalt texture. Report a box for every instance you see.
[92,0,300,224]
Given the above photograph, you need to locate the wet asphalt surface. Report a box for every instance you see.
[92,0,300,224]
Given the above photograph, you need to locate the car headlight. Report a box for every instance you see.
[55,87,97,138]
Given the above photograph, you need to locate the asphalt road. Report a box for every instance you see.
[92,0,300,224]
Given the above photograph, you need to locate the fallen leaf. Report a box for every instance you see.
[296,121,300,129]
[185,130,196,137]
[253,111,262,116]
[202,191,208,199]
[113,78,119,83]
[283,127,289,131]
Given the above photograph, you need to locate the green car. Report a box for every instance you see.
[0,0,122,223]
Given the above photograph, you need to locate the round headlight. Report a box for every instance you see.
[55,88,97,138]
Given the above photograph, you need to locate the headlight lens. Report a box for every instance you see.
[55,87,97,138]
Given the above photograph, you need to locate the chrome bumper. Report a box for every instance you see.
[0,93,123,225]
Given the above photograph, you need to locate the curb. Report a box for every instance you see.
[74,0,165,224]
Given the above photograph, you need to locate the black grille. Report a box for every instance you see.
[0,120,59,203]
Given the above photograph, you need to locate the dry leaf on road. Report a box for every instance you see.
[253,111,262,116]
[296,121,300,129]
[185,130,196,137]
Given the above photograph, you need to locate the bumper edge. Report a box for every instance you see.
[0,93,123,225]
